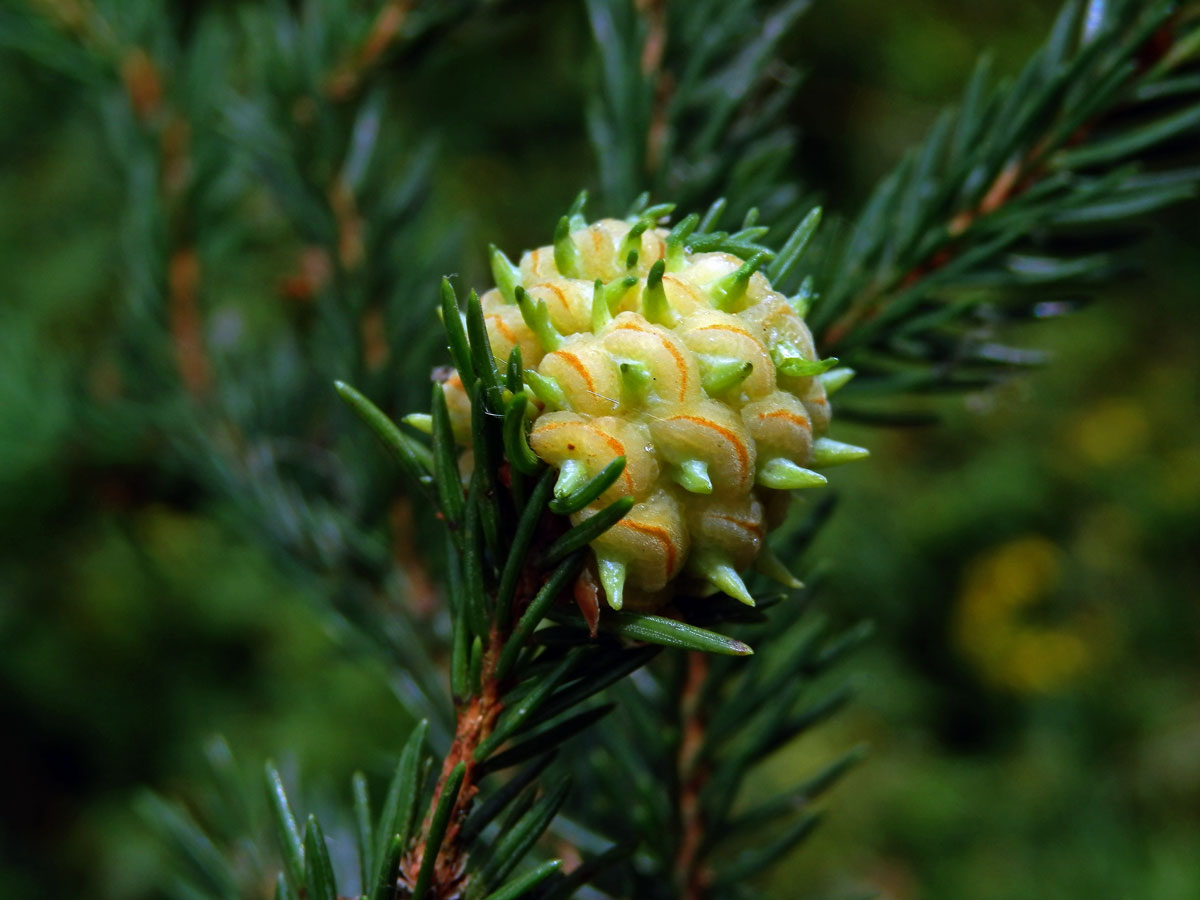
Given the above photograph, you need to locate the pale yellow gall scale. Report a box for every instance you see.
[443,213,865,610]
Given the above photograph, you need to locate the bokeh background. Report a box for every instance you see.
[2,1,1198,898]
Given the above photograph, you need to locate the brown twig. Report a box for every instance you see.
[818,152,1035,353]
[35,0,213,401]
[403,622,507,898]
[818,19,1188,355]
[120,46,162,121]
[674,650,712,899]
[399,531,559,898]
[159,109,211,399]
[636,0,672,175]
[168,248,211,397]
[31,0,115,55]
[326,0,414,102]
[390,499,439,618]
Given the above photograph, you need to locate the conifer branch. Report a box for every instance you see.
[28,0,214,401]
[807,0,1200,412]
[636,0,670,173]
[327,0,414,101]
[673,652,713,899]
[586,0,814,221]
[332,266,769,896]
[555,593,869,898]
[404,622,506,896]
[11,1,1198,897]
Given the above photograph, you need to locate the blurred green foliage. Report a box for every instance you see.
[1,1,1198,898]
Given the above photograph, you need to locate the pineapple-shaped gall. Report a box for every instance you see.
[443,205,866,610]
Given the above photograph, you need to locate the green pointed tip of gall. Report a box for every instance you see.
[701,357,753,395]
[671,459,712,494]
[567,190,589,231]
[597,555,626,611]
[609,275,638,301]
[594,276,637,331]
[550,455,626,514]
[554,215,582,277]
[709,252,767,311]
[619,361,653,402]
[755,544,804,589]
[810,437,870,468]
[757,457,827,490]
[665,213,700,270]
[515,285,564,351]
[554,459,589,500]
[772,344,839,378]
[489,244,521,304]
[818,366,856,395]
[591,280,610,331]
[621,219,650,268]
[402,412,433,434]
[524,370,568,410]
[694,552,755,607]
[642,258,678,326]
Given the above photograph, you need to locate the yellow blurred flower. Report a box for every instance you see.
[1158,445,1200,510]
[953,536,1103,694]
[1067,398,1148,468]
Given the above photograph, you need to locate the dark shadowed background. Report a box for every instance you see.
[2,2,1198,897]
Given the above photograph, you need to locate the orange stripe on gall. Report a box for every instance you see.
[711,513,765,539]
[760,409,810,429]
[612,321,690,401]
[695,323,756,340]
[663,275,701,302]
[762,304,793,328]
[530,248,551,275]
[486,314,518,346]
[530,420,635,492]
[535,282,572,318]
[616,518,679,578]
[669,414,750,482]
[549,350,597,395]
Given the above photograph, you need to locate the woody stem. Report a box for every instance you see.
[674,650,712,899]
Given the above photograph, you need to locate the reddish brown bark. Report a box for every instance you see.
[168,248,211,398]
[327,1,414,101]
[675,651,713,899]
[402,626,506,898]
[819,18,1188,356]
